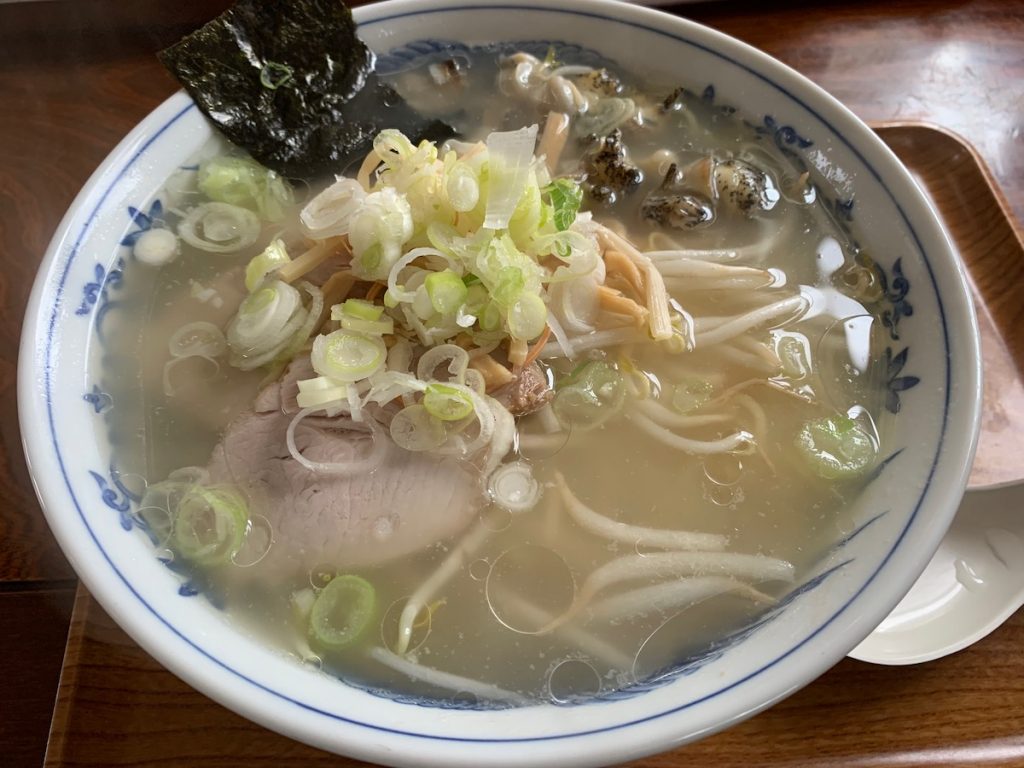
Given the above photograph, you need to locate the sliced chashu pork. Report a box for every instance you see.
[207,359,506,578]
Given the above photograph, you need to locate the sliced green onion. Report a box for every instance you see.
[796,414,877,480]
[492,266,526,306]
[462,283,488,315]
[544,178,583,232]
[247,286,277,313]
[300,178,366,239]
[311,329,386,383]
[425,270,469,315]
[139,479,194,546]
[341,299,385,322]
[134,227,179,266]
[423,383,474,421]
[411,284,435,320]
[198,156,293,222]
[374,129,417,164]
[508,177,543,246]
[415,344,470,383]
[178,202,262,254]
[308,574,376,650]
[260,61,294,90]
[488,461,541,514]
[332,299,393,335]
[480,301,502,332]
[296,376,349,409]
[484,125,539,230]
[349,188,414,281]
[226,279,303,362]
[574,97,637,139]
[446,160,480,212]
[339,315,394,336]
[671,379,714,414]
[364,370,426,407]
[245,239,292,291]
[390,403,447,451]
[553,361,625,430]
[291,588,316,621]
[507,291,547,340]
[168,321,227,359]
[172,486,248,565]
[776,333,812,379]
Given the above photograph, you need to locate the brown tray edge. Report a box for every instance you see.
[869,119,1024,247]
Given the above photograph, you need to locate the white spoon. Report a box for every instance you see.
[850,481,1024,664]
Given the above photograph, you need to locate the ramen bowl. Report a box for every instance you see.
[18,0,981,765]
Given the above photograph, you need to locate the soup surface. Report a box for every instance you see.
[99,46,893,706]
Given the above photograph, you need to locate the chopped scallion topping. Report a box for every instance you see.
[245,239,292,291]
[544,178,583,232]
[308,574,375,649]
[796,414,876,479]
[260,61,294,90]
[425,270,469,315]
[172,486,249,565]
[341,298,385,322]
[198,156,293,222]
[671,379,714,414]
[423,383,474,421]
[311,329,386,382]
[553,361,625,430]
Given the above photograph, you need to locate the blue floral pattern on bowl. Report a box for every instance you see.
[83,384,112,414]
[88,463,143,531]
[74,257,124,323]
[120,199,164,247]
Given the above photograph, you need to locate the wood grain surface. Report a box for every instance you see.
[0,586,76,768]
[44,585,1024,767]
[0,0,1021,766]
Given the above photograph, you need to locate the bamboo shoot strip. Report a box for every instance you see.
[603,249,645,298]
[597,226,674,341]
[538,111,571,173]
[277,237,348,284]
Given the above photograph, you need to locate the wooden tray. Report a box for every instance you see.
[44,124,1024,768]
[871,122,1024,489]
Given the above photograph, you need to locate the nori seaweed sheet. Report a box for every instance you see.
[159,0,451,180]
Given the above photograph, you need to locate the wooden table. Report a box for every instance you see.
[2,0,1022,765]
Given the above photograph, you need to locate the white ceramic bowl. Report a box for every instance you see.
[19,1,981,765]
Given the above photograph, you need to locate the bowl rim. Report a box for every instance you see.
[18,0,982,765]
